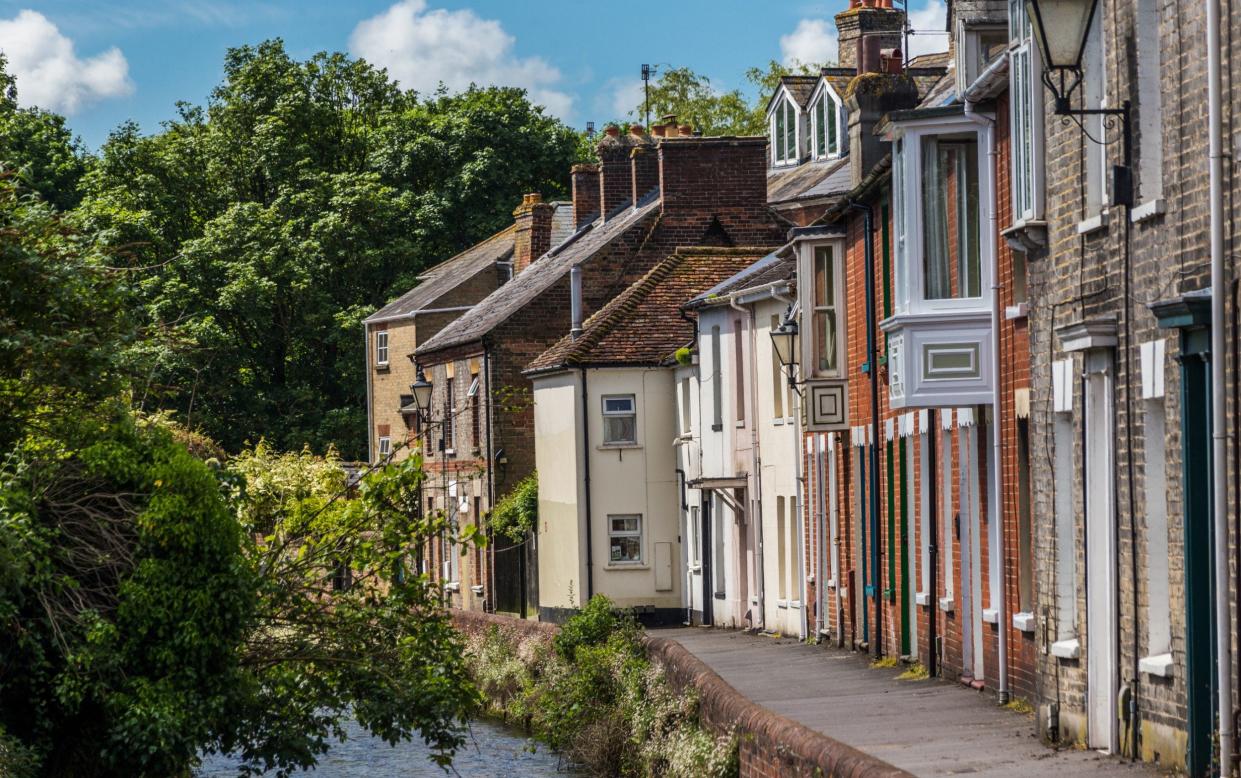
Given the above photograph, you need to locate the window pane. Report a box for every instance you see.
[814,245,834,305]
[611,535,641,563]
[604,415,636,444]
[815,99,827,155]
[611,516,639,533]
[603,396,634,414]
[815,310,838,374]
[827,99,837,152]
[922,137,981,300]
[775,108,786,161]
[784,101,795,162]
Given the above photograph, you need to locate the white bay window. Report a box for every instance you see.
[1008,0,1044,225]
[883,114,996,409]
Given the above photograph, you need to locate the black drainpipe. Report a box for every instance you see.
[580,366,594,601]
[849,200,883,658]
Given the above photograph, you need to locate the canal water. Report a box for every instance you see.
[197,718,581,777]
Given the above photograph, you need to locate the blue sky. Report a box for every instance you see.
[0,0,948,151]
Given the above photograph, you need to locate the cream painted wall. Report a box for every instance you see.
[533,372,586,611]
[674,362,703,621]
[752,297,803,637]
[584,367,682,611]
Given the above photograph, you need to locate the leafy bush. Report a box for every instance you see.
[464,595,737,777]
[488,472,538,543]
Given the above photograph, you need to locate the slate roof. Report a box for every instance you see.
[416,194,662,356]
[525,247,772,374]
[766,75,821,115]
[364,202,573,325]
[768,156,852,205]
[684,247,796,309]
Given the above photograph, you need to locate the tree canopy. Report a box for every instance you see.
[77,40,584,458]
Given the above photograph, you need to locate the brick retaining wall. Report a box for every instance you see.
[451,611,910,778]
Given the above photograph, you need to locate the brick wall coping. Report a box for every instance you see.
[450,610,912,778]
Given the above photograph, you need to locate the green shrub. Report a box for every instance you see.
[553,594,638,661]
[488,472,538,543]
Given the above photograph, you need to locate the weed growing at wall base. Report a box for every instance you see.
[464,596,738,777]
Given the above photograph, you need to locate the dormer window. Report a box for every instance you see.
[770,95,799,167]
[810,90,844,159]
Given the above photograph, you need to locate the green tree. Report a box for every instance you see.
[623,61,829,138]
[0,56,87,210]
[77,40,583,458]
[0,410,255,777]
[0,174,133,450]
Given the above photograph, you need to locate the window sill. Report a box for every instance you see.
[1001,219,1048,252]
[711,424,724,432]
[598,442,641,451]
[1051,638,1081,660]
[1130,198,1166,223]
[689,564,702,573]
[915,591,931,607]
[938,597,955,613]
[444,449,456,457]
[1075,211,1109,235]
[1005,302,1029,321]
[375,363,391,372]
[1139,652,1173,678]
[772,418,785,426]
[1012,611,1036,633]
[605,562,648,571]
[776,599,788,609]
[444,581,460,593]
[982,608,1000,624]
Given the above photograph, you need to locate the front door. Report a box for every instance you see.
[1179,330,1215,777]
[958,416,985,682]
[1084,350,1118,752]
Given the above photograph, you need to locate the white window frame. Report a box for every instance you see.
[956,22,1008,94]
[1008,0,1045,224]
[608,514,643,565]
[799,240,847,378]
[768,90,800,167]
[808,82,845,160]
[889,116,995,317]
[374,329,389,366]
[601,394,637,446]
[378,435,391,460]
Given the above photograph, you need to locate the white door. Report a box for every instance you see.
[1085,351,1118,751]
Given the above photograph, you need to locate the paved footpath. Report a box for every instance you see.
[658,627,1164,777]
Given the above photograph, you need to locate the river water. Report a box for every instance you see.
[197,718,581,777]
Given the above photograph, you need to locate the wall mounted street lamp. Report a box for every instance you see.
[770,312,800,389]
[410,367,434,415]
[1025,0,1132,206]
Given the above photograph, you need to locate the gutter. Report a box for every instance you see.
[963,93,1009,704]
[1206,0,1235,766]
[364,305,477,326]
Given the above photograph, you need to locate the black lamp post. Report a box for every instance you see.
[1026,0,1132,206]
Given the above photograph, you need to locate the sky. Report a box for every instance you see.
[0,0,949,151]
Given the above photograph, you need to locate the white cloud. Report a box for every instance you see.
[906,0,950,59]
[0,9,132,115]
[608,78,644,119]
[780,19,838,67]
[349,0,573,118]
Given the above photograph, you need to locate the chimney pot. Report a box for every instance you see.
[651,124,667,137]
[629,123,645,137]
[604,124,621,138]
[664,123,680,139]
[678,124,693,136]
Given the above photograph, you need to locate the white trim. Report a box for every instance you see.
[1051,638,1081,659]
[1138,653,1174,677]
[982,608,1000,624]
[1076,210,1109,235]
[1130,198,1166,223]
[1013,611,1037,632]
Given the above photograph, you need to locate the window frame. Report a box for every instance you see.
[378,435,391,460]
[443,377,455,454]
[607,514,643,565]
[601,394,638,446]
[799,240,847,378]
[769,90,800,167]
[888,116,995,317]
[1007,0,1045,224]
[374,329,389,367]
[809,82,845,160]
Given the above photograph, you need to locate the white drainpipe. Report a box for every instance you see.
[964,97,1009,703]
[1206,0,1234,768]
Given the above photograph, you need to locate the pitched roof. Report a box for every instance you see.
[525,247,772,374]
[364,202,573,324]
[416,193,662,356]
[768,156,851,205]
[684,247,796,309]
[766,74,821,115]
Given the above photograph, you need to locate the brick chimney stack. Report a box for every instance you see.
[835,1,905,72]
[657,136,780,246]
[631,144,660,204]
[571,164,600,228]
[512,193,553,274]
[596,128,635,220]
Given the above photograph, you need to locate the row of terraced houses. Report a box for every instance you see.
[362,0,1240,773]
